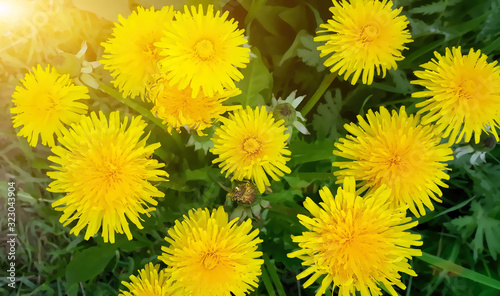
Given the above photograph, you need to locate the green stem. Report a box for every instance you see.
[98,83,166,129]
[98,83,185,149]
[301,71,337,117]
[417,251,500,290]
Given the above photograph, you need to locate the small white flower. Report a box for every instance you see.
[454,133,497,166]
[267,90,310,141]
[54,41,101,89]
[455,145,487,166]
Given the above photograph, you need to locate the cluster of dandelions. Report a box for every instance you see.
[119,207,264,296]
[10,3,293,246]
[317,0,500,146]
[100,3,299,196]
[290,0,499,294]
[101,4,250,135]
[8,0,500,295]
[9,4,294,295]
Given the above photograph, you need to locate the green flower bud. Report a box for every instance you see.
[273,102,296,126]
[53,52,81,77]
[470,133,497,152]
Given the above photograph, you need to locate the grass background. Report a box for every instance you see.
[1,0,500,295]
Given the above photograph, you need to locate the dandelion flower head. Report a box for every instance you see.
[48,111,168,243]
[315,0,412,85]
[119,262,173,296]
[333,106,453,217]
[288,177,422,296]
[10,65,89,147]
[412,47,500,144]
[101,6,175,100]
[211,106,291,193]
[156,4,250,98]
[150,78,241,135]
[159,207,263,296]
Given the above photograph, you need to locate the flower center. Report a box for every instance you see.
[457,79,477,100]
[360,24,379,43]
[194,39,215,61]
[38,92,59,113]
[388,154,401,167]
[103,162,122,184]
[243,137,262,155]
[201,252,220,270]
[144,41,161,62]
[273,103,297,126]
[280,105,292,116]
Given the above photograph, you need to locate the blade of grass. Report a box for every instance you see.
[416,196,476,225]
[482,36,500,56]
[261,265,277,296]
[418,252,500,290]
[402,39,442,66]
[263,254,287,296]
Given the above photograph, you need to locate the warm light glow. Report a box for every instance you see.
[0,1,13,16]
[0,1,23,22]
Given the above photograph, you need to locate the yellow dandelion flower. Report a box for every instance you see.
[119,262,173,296]
[47,111,168,243]
[412,47,500,144]
[333,106,453,217]
[156,4,250,98]
[10,65,89,147]
[288,177,422,296]
[150,78,241,135]
[211,106,291,193]
[101,6,175,100]
[315,0,412,85]
[159,207,263,296]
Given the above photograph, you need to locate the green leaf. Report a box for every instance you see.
[476,2,500,42]
[418,252,500,290]
[297,34,326,71]
[407,19,450,39]
[417,196,475,225]
[278,5,306,32]
[305,2,324,27]
[279,30,309,66]
[447,200,500,260]
[65,244,117,287]
[445,12,490,41]
[248,4,286,35]
[402,39,442,66]
[389,68,413,95]
[289,138,334,165]
[229,47,272,107]
[409,1,447,15]
[312,89,344,140]
[482,36,500,56]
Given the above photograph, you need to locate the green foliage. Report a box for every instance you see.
[296,34,327,72]
[229,47,273,107]
[65,244,117,289]
[312,89,345,140]
[447,200,500,260]
[2,0,500,295]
